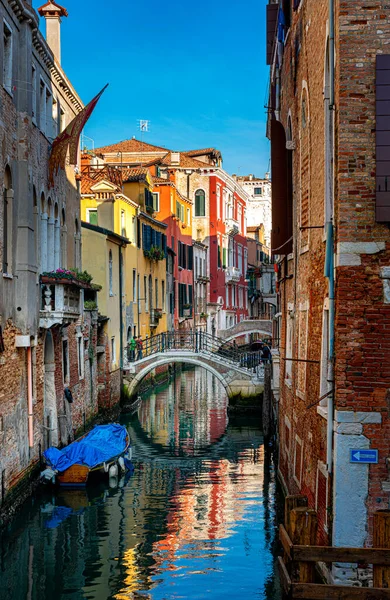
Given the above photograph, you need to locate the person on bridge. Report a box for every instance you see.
[261,344,271,364]
[129,337,136,362]
[136,337,143,360]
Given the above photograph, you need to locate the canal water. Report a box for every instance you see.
[0,367,281,600]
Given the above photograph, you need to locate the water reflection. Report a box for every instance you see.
[0,367,280,600]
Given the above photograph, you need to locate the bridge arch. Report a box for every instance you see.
[223,328,272,343]
[124,355,235,400]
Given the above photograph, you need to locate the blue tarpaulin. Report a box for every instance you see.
[44,424,129,472]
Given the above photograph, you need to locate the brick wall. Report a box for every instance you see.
[272,0,390,547]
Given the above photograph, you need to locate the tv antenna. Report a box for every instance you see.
[137,120,150,166]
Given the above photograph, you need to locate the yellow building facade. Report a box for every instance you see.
[123,170,168,339]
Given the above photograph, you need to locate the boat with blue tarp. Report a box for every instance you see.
[42,423,132,486]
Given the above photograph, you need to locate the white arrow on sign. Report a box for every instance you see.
[353,451,361,461]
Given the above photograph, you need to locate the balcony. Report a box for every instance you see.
[150,308,162,328]
[40,280,82,329]
[225,217,239,236]
[225,266,241,283]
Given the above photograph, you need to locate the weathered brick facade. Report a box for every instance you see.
[268,0,390,561]
[0,0,106,510]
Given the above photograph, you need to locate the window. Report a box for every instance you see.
[111,337,116,365]
[155,278,158,308]
[46,88,53,138]
[152,192,159,212]
[194,189,205,217]
[32,64,37,121]
[52,97,59,137]
[162,280,165,311]
[254,187,262,195]
[60,107,65,132]
[244,248,248,275]
[121,209,126,237]
[216,185,221,219]
[137,274,140,308]
[109,250,113,296]
[144,276,148,312]
[3,21,12,93]
[294,436,303,486]
[62,339,69,382]
[238,245,242,274]
[284,416,291,457]
[297,301,309,396]
[285,305,294,382]
[2,166,13,274]
[77,335,84,379]
[39,80,46,134]
[132,269,137,301]
[86,208,98,225]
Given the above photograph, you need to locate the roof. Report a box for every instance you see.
[160,152,212,170]
[81,221,129,245]
[95,138,168,155]
[122,167,150,183]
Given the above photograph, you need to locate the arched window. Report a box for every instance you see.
[47,198,54,271]
[40,192,48,273]
[54,202,60,270]
[61,208,67,269]
[194,189,205,217]
[3,166,13,274]
[109,249,113,295]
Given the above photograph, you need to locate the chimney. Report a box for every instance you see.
[171,152,180,166]
[38,1,68,64]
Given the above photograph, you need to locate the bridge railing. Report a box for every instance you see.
[127,330,268,374]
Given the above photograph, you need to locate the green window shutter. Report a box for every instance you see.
[88,210,98,226]
[223,247,227,268]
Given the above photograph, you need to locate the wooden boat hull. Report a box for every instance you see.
[57,464,90,487]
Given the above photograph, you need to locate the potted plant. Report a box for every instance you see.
[154,308,163,319]
[144,246,165,261]
[183,303,192,317]
[200,312,208,319]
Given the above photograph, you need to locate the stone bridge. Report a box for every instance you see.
[123,350,264,402]
[218,319,272,342]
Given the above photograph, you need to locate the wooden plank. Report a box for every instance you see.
[290,507,318,583]
[285,495,308,537]
[373,510,390,588]
[293,544,390,565]
[280,524,294,559]
[278,556,292,596]
[292,582,390,599]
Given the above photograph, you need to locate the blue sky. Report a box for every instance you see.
[34,0,270,176]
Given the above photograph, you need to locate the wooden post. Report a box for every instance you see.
[373,510,390,588]
[285,495,308,537]
[290,507,318,583]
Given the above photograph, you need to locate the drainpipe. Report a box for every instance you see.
[329,0,335,109]
[325,222,335,473]
[119,245,124,370]
[27,346,34,448]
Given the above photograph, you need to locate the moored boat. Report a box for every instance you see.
[42,423,132,486]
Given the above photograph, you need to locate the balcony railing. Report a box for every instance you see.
[150,308,163,327]
[225,217,240,235]
[40,281,82,329]
[225,266,241,283]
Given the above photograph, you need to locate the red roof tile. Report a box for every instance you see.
[95,138,168,155]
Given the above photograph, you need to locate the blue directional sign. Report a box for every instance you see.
[350,449,378,464]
